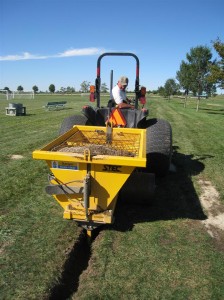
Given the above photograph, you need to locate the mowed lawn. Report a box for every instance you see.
[0,94,224,299]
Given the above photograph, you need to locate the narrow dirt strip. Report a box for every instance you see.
[198,179,224,242]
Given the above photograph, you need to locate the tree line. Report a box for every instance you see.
[1,82,109,94]
[2,39,223,97]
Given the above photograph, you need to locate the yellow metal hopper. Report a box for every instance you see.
[33,125,153,235]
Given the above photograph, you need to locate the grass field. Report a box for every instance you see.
[1,94,224,299]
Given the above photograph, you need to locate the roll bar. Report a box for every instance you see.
[95,52,140,109]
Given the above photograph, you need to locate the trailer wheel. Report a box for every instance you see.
[145,118,172,177]
[59,115,91,135]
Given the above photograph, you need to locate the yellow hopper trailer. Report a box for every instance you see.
[33,125,155,236]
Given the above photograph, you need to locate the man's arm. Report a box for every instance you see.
[117,102,134,109]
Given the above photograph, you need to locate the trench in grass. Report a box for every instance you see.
[47,229,91,299]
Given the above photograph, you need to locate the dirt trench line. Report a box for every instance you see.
[198,179,224,241]
[48,229,92,300]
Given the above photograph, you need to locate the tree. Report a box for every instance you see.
[176,62,194,107]
[49,84,55,93]
[176,46,214,111]
[176,62,192,93]
[157,86,165,96]
[151,90,158,95]
[80,81,90,93]
[101,82,108,93]
[3,87,10,92]
[32,85,39,93]
[207,38,224,90]
[164,78,178,99]
[17,85,23,92]
[66,86,75,93]
[60,87,66,93]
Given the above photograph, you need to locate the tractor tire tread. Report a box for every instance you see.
[59,115,91,135]
[145,118,172,177]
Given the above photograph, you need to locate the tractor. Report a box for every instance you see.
[33,52,172,237]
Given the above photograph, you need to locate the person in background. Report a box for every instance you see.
[111,76,134,108]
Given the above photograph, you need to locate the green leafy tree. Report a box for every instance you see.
[176,62,194,107]
[152,90,158,95]
[49,84,55,93]
[17,85,23,92]
[60,87,66,93]
[176,62,193,93]
[32,85,38,93]
[164,78,178,99]
[66,86,75,93]
[157,86,165,96]
[101,82,108,93]
[207,38,224,90]
[176,46,214,111]
[3,87,11,92]
[80,81,90,93]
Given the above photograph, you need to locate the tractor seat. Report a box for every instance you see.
[107,99,116,108]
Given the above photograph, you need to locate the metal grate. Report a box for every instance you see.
[51,129,141,157]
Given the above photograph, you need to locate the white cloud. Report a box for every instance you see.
[0,48,105,61]
[57,47,104,57]
[0,52,47,61]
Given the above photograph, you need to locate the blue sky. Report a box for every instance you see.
[0,0,223,92]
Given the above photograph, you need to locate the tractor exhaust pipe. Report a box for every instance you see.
[110,69,113,99]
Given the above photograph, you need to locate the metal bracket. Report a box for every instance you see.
[84,172,91,220]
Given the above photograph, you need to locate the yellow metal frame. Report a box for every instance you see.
[33,125,146,228]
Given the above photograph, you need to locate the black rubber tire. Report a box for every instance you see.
[145,118,172,177]
[59,115,91,135]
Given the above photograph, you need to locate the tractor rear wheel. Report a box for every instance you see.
[145,118,172,177]
[59,115,91,135]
